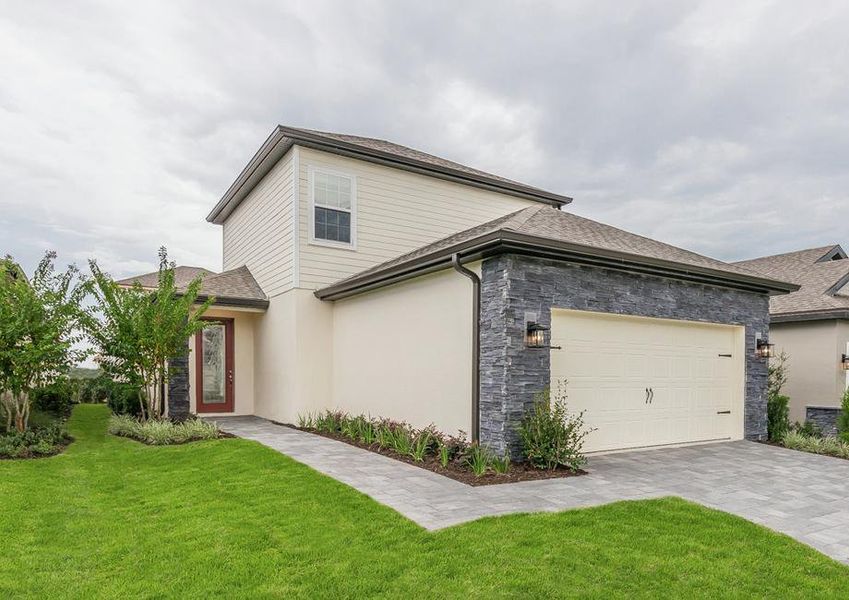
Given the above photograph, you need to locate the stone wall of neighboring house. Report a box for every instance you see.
[479,254,772,456]
[805,406,840,436]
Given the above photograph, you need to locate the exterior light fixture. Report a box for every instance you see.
[526,322,561,350]
[755,337,775,359]
[526,322,548,348]
[842,354,849,371]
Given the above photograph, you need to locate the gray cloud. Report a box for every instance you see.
[1,0,847,279]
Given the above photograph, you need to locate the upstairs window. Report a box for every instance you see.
[311,169,355,247]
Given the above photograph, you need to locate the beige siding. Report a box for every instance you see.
[771,321,845,423]
[222,150,295,297]
[296,146,536,289]
[330,267,475,435]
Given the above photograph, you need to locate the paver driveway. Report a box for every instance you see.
[213,416,849,564]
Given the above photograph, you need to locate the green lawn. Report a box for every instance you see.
[2,405,847,599]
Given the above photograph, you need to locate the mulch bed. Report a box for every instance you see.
[289,426,586,486]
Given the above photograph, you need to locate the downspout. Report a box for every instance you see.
[451,254,480,443]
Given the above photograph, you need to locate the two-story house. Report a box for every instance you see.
[123,126,796,456]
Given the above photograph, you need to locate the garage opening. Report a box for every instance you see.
[550,309,745,453]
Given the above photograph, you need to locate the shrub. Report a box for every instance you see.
[792,420,822,438]
[410,429,434,462]
[464,443,492,477]
[108,415,219,445]
[767,394,790,441]
[106,383,144,418]
[781,431,849,460]
[518,385,592,471]
[314,410,344,434]
[0,422,70,459]
[30,379,76,418]
[491,453,511,474]
[837,388,849,435]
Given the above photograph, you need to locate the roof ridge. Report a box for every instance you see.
[736,244,840,264]
[502,205,549,231]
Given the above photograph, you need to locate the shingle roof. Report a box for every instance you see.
[317,206,797,300]
[117,266,214,289]
[118,265,267,309]
[735,245,849,319]
[207,126,571,224]
[197,266,267,305]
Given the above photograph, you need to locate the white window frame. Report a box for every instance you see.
[308,166,357,250]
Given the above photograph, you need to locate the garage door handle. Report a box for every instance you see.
[645,388,649,404]
[718,353,733,358]
[717,410,731,415]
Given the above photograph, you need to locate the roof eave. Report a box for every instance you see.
[192,294,269,310]
[771,309,849,323]
[207,126,572,224]
[315,231,799,301]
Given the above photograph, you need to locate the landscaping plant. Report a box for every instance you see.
[83,247,213,421]
[464,443,492,477]
[767,395,790,442]
[518,383,592,471]
[766,352,790,441]
[108,413,219,445]
[0,253,86,432]
[837,387,849,441]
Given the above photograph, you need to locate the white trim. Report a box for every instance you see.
[307,165,357,251]
[292,146,301,288]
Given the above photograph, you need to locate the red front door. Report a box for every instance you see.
[195,318,235,413]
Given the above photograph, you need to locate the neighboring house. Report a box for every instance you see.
[735,245,849,433]
[124,126,796,456]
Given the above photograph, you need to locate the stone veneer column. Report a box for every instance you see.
[167,336,191,421]
[479,254,771,457]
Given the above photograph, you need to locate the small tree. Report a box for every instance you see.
[766,351,791,441]
[83,248,213,421]
[0,252,86,432]
[767,351,789,399]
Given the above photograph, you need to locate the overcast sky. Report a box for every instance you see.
[2,0,848,278]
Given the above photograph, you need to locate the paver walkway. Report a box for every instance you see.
[212,416,849,564]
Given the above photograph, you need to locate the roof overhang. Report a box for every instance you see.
[193,294,269,310]
[315,231,800,301]
[770,309,849,323]
[207,126,572,224]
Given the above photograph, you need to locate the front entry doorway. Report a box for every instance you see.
[195,318,235,413]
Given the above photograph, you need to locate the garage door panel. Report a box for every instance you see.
[551,309,744,453]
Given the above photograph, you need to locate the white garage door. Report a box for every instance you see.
[550,309,745,453]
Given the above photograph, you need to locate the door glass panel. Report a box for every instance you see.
[202,324,226,405]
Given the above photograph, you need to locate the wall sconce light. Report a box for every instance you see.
[525,322,561,350]
[526,322,548,348]
[841,354,849,371]
[755,337,775,359]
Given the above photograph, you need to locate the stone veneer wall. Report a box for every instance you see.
[167,338,191,421]
[805,406,840,436]
[479,254,772,456]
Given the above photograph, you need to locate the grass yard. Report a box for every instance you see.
[2,405,848,599]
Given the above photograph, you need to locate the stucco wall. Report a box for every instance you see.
[329,267,475,436]
[771,320,843,424]
[479,254,772,456]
